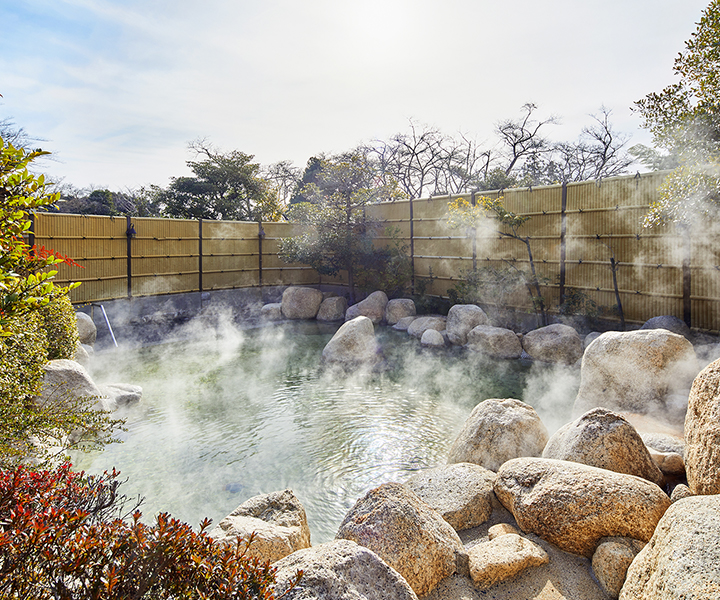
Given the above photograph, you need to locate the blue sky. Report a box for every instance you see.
[0,0,711,190]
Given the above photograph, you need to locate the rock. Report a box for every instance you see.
[322,316,379,366]
[592,537,645,599]
[392,316,417,331]
[75,311,97,345]
[97,383,142,407]
[38,359,114,412]
[494,457,671,557]
[584,331,602,349]
[447,399,548,472]
[404,463,495,531]
[74,343,91,368]
[406,316,446,339]
[468,533,549,591]
[647,449,685,478]
[345,291,388,324]
[336,482,465,597]
[210,489,311,563]
[281,287,323,320]
[273,539,418,600]
[620,495,720,599]
[684,357,720,495]
[465,325,523,359]
[420,329,445,348]
[488,523,520,540]
[573,330,698,424]
[670,484,692,503]
[521,323,583,365]
[640,432,685,457]
[316,296,348,322]
[640,315,692,339]
[446,304,488,346]
[385,299,416,325]
[542,408,664,486]
[260,302,283,321]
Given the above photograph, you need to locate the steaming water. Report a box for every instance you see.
[73,321,578,543]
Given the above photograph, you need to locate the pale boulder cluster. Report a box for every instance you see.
[40,312,143,414]
[245,287,720,598]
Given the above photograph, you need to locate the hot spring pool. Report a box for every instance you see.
[73,320,580,543]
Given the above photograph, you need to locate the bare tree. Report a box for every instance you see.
[496,103,558,176]
[262,160,301,205]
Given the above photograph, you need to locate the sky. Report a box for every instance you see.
[0,0,711,191]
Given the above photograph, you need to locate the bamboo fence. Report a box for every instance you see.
[35,171,720,331]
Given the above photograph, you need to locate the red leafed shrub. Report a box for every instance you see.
[0,462,300,599]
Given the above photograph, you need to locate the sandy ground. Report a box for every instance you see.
[425,499,611,600]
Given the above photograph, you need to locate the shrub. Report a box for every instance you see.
[0,462,300,599]
[38,292,79,360]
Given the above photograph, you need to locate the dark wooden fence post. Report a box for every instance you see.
[258,221,265,287]
[126,215,133,298]
[559,182,568,306]
[470,190,477,272]
[409,197,415,294]
[198,218,203,292]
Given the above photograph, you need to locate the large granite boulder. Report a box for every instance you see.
[281,287,323,320]
[316,296,348,322]
[446,304,488,346]
[404,463,495,531]
[592,537,645,599]
[468,533,549,591]
[97,383,143,408]
[521,323,583,365]
[641,432,685,478]
[38,359,114,412]
[684,357,720,495]
[620,495,720,599]
[385,299,416,326]
[392,316,417,331]
[406,316,446,339]
[542,408,664,486]
[572,330,698,423]
[465,325,523,359]
[640,315,691,339]
[260,302,283,321]
[273,539,418,600]
[494,457,671,557]
[336,482,465,597]
[447,399,548,471]
[210,489,311,563]
[322,316,379,366]
[345,291,389,324]
[75,311,97,345]
[420,329,445,348]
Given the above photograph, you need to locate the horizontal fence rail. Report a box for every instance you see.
[35,171,720,332]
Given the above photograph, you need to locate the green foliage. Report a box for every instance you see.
[0,311,121,467]
[38,293,79,360]
[154,142,284,222]
[558,287,599,319]
[0,136,118,467]
[0,139,81,335]
[279,153,405,302]
[635,1,720,226]
[0,461,300,599]
[354,227,412,298]
[447,196,547,324]
[448,265,527,308]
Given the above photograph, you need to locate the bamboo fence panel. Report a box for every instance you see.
[202,220,259,290]
[34,213,128,304]
[34,170,720,331]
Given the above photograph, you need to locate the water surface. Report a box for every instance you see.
[74,321,578,543]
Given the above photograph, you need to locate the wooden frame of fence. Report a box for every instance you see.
[37,171,720,332]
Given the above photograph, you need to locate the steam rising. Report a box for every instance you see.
[75,314,580,543]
